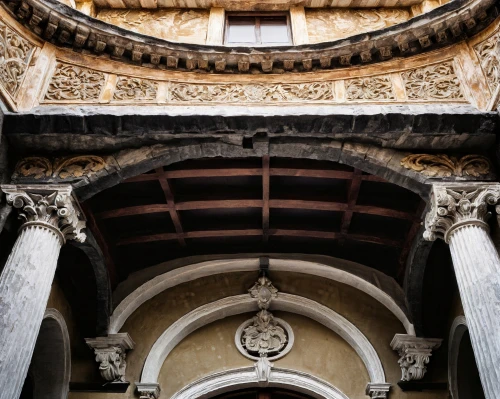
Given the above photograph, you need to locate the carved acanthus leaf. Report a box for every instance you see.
[401,62,464,101]
[45,63,105,101]
[242,310,288,358]
[345,75,395,100]
[113,77,158,101]
[401,154,491,177]
[474,32,500,94]
[424,184,500,242]
[0,21,35,98]
[13,156,107,180]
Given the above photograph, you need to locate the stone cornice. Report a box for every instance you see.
[2,0,498,74]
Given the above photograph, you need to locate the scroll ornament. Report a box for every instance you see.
[400,154,491,177]
[13,156,107,180]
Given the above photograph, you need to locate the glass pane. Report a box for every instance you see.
[260,17,289,44]
[227,17,257,43]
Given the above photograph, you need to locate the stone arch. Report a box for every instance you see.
[26,308,71,399]
[110,257,414,335]
[75,142,430,201]
[139,293,387,386]
[170,367,351,399]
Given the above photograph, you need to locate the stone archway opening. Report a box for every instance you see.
[212,387,317,399]
[456,330,485,399]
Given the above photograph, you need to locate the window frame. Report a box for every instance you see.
[224,12,293,47]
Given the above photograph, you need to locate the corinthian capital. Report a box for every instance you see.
[1,184,86,244]
[424,183,500,243]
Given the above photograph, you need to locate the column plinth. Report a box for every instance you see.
[424,183,500,399]
[0,185,85,399]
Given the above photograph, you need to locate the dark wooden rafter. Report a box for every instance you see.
[262,155,270,243]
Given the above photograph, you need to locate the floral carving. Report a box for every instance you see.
[242,309,288,357]
[248,276,278,309]
[2,186,86,243]
[45,63,105,101]
[13,156,107,180]
[401,154,491,177]
[345,75,395,101]
[113,77,157,101]
[401,62,464,101]
[424,184,500,243]
[474,32,500,94]
[170,82,334,103]
[0,21,35,98]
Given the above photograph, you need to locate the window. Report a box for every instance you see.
[225,14,292,46]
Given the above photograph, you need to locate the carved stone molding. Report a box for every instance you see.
[44,63,106,101]
[1,184,86,243]
[85,333,135,383]
[474,31,500,94]
[423,183,500,242]
[345,75,395,101]
[0,20,35,99]
[366,382,391,399]
[136,382,161,399]
[401,62,464,101]
[390,334,442,381]
[13,156,107,180]
[2,0,496,74]
[400,154,491,177]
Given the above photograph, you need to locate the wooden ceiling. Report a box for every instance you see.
[83,157,423,285]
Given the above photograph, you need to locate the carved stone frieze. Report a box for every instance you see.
[401,62,464,101]
[113,77,158,101]
[345,75,395,101]
[391,334,442,381]
[1,184,86,243]
[400,154,491,177]
[474,32,500,94]
[0,20,35,98]
[170,82,335,103]
[423,183,500,242]
[44,63,106,101]
[13,156,107,180]
[86,333,135,383]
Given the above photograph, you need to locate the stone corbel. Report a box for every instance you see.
[366,383,391,398]
[390,334,442,381]
[136,382,161,399]
[85,333,135,383]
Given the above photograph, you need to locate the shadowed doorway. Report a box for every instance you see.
[212,388,317,399]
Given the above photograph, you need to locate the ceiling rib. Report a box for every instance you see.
[263,155,270,243]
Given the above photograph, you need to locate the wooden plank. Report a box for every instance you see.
[166,168,262,179]
[262,155,270,243]
[176,199,263,210]
[97,204,170,219]
[269,199,348,212]
[340,169,363,235]
[353,205,416,221]
[270,168,353,179]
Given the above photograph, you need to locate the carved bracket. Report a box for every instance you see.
[390,334,442,381]
[136,383,161,399]
[86,333,135,383]
[366,383,391,398]
[401,154,491,178]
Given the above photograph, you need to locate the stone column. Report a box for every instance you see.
[424,183,500,399]
[0,185,85,399]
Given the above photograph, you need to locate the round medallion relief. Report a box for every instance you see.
[235,309,294,361]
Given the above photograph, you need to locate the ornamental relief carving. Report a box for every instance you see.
[169,82,335,103]
[0,21,36,99]
[345,75,396,101]
[113,77,158,101]
[401,62,464,101]
[474,32,500,94]
[13,156,107,180]
[44,63,106,101]
[401,154,491,177]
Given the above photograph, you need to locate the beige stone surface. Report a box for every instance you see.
[96,9,210,44]
[306,8,411,43]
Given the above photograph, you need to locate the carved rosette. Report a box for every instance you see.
[424,184,500,243]
[1,185,86,244]
[401,154,491,178]
[86,333,135,383]
[391,335,442,382]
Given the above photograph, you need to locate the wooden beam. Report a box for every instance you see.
[262,155,270,243]
[340,169,363,244]
[116,228,401,247]
[176,199,263,211]
[97,204,171,219]
[269,168,352,179]
[156,168,186,247]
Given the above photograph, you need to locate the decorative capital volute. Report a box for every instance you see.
[86,333,135,383]
[424,183,500,243]
[390,334,442,382]
[365,383,391,398]
[1,184,86,244]
[136,382,161,399]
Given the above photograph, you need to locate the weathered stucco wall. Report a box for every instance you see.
[96,9,210,44]
[305,9,411,43]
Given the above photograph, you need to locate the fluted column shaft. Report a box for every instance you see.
[0,185,86,399]
[0,225,62,399]
[448,224,500,397]
[424,183,500,399]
